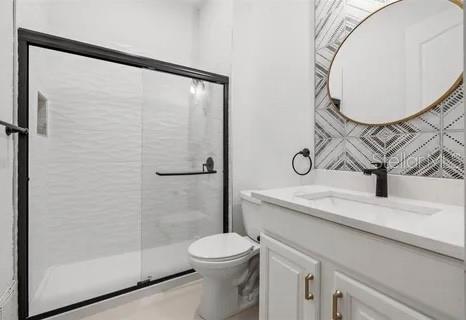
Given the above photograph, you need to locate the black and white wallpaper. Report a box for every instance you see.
[314,0,465,179]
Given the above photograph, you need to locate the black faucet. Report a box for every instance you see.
[363,162,388,198]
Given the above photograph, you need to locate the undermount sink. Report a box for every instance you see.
[296,191,441,216]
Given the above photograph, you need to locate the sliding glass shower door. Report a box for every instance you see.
[28,46,144,316]
[24,37,227,319]
[140,71,225,281]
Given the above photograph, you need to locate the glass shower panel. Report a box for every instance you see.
[141,70,224,281]
[28,47,143,316]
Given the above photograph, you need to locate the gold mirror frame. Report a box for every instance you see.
[326,0,464,126]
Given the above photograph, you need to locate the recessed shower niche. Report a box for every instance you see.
[18,30,229,320]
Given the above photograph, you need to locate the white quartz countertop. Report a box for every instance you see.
[252,185,464,260]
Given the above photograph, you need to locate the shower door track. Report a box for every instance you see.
[17,28,230,320]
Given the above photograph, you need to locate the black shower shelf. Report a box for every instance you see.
[155,170,217,176]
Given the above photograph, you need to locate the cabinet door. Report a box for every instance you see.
[259,234,320,320]
[332,273,432,320]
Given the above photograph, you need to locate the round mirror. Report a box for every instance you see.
[328,0,463,125]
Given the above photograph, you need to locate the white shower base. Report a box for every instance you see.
[30,241,193,317]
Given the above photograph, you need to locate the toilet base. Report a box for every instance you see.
[197,279,258,320]
[198,278,239,320]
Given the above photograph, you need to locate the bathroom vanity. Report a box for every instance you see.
[253,185,464,320]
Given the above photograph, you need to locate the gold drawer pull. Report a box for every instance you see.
[304,274,314,300]
[332,290,343,320]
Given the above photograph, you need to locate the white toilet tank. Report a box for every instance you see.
[240,190,262,242]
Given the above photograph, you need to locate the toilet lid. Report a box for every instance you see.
[188,233,253,261]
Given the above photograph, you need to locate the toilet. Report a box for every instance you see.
[188,190,262,320]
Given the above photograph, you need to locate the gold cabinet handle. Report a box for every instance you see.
[304,274,314,300]
[332,290,343,320]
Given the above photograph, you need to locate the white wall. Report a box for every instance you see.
[231,0,314,233]
[0,0,17,318]
[196,0,234,75]
[18,0,233,75]
[18,0,199,67]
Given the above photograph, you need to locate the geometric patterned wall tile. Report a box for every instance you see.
[315,0,347,50]
[345,121,377,137]
[385,106,442,134]
[346,121,388,138]
[385,133,441,177]
[315,86,334,111]
[442,86,464,131]
[346,0,397,19]
[345,136,385,171]
[314,0,464,179]
[315,138,346,169]
[442,131,464,179]
[315,48,335,111]
[344,104,441,137]
[315,136,384,171]
[315,108,346,139]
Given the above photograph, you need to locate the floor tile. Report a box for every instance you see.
[79,281,258,320]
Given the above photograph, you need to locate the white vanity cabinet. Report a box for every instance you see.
[259,232,433,320]
[257,202,464,320]
[259,234,320,320]
[333,273,432,320]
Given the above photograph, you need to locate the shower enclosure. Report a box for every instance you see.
[17,29,229,320]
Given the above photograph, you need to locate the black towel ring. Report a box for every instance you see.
[292,148,313,176]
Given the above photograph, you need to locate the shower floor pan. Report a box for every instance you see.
[29,240,193,316]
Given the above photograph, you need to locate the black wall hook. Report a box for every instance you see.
[292,148,313,176]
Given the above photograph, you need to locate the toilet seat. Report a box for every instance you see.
[188,233,254,262]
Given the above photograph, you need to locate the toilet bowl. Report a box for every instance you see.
[188,191,262,320]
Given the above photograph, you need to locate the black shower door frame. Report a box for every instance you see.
[17,28,230,320]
